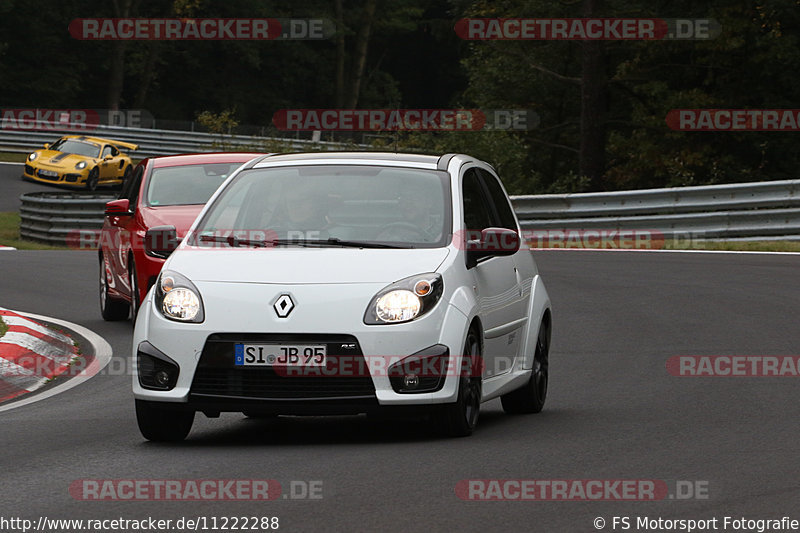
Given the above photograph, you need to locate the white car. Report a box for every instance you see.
[132,152,552,441]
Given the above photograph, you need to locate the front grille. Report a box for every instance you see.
[190,333,376,400]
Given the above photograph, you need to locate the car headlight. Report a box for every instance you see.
[364,273,443,325]
[154,270,204,323]
[28,152,38,161]
[75,161,87,170]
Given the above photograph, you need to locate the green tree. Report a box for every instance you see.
[449,0,800,192]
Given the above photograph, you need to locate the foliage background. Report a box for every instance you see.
[0,0,797,194]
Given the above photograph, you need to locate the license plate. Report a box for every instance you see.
[234,343,327,367]
[38,169,58,177]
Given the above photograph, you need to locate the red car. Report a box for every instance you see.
[99,152,265,321]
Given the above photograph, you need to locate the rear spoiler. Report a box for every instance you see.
[109,140,139,151]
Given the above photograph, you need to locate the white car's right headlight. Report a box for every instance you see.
[154,270,204,323]
[364,273,443,325]
[375,290,421,322]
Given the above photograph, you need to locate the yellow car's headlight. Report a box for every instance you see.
[75,161,87,170]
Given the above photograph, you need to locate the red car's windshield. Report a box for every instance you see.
[146,163,243,206]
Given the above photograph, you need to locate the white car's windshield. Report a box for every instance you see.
[193,165,452,248]
[48,139,100,158]
[146,163,244,206]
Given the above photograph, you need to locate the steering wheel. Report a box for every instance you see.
[376,221,428,241]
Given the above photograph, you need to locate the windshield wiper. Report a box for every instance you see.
[294,238,409,249]
[198,235,408,249]
[198,234,268,248]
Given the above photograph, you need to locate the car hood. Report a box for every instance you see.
[35,150,93,167]
[140,205,205,238]
[166,246,451,284]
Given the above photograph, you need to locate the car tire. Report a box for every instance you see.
[99,254,129,321]
[438,327,482,437]
[135,400,194,442]
[86,167,99,191]
[501,318,550,414]
[129,257,141,323]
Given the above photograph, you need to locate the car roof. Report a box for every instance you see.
[59,135,103,145]
[149,152,266,168]
[248,151,459,171]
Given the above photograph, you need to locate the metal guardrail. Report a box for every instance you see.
[19,178,800,248]
[0,122,367,159]
[8,123,797,241]
[19,192,115,246]
[511,179,800,240]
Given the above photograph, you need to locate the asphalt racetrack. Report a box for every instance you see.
[1,245,798,531]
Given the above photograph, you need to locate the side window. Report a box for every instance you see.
[462,168,493,232]
[478,169,518,230]
[121,166,144,209]
[102,145,114,158]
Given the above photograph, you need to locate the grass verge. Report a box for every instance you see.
[0,212,68,250]
[0,151,29,163]
[0,316,7,339]
[663,240,800,252]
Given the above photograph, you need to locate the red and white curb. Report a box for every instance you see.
[0,308,79,402]
[0,311,112,413]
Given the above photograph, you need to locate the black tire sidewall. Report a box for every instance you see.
[135,400,194,442]
[86,168,99,191]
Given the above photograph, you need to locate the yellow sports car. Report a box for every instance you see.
[23,135,138,190]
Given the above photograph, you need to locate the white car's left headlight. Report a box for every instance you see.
[364,273,443,325]
[154,270,204,323]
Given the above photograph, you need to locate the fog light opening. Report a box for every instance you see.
[154,370,171,388]
[137,341,180,391]
[403,374,419,389]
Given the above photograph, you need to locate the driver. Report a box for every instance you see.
[284,184,331,238]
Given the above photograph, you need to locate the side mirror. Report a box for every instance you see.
[103,155,114,161]
[145,225,179,259]
[465,227,520,269]
[43,143,50,149]
[104,199,131,216]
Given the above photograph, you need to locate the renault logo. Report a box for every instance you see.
[273,294,295,318]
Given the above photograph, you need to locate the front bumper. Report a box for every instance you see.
[23,162,88,186]
[133,281,471,410]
